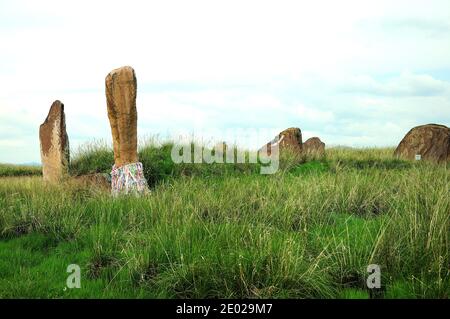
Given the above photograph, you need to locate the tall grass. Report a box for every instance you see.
[69,141,114,176]
[0,163,41,177]
[0,143,448,298]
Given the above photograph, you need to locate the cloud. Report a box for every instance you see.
[294,104,335,123]
[339,72,450,96]
[360,17,450,38]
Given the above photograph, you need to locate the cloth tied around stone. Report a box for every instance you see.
[110,162,149,196]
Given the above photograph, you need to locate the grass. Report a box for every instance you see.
[0,142,448,298]
[0,163,41,177]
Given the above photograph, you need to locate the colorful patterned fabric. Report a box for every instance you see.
[110,162,149,196]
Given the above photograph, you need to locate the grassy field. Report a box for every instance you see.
[0,143,448,298]
[0,163,41,177]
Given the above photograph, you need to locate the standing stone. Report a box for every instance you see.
[105,66,148,195]
[303,137,325,157]
[261,127,303,156]
[39,100,70,182]
[105,66,138,167]
[394,124,450,163]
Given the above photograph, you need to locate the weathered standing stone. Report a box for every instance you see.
[105,66,149,196]
[394,124,450,163]
[303,137,325,157]
[261,127,303,156]
[39,100,70,182]
[105,66,138,167]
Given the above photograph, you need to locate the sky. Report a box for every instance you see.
[1,0,450,164]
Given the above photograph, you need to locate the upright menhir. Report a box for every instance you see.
[39,100,70,183]
[105,66,149,196]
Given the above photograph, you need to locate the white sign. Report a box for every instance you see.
[415,154,422,161]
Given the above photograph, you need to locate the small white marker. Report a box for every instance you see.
[415,154,421,161]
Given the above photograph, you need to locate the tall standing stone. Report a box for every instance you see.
[394,124,450,163]
[105,66,148,195]
[105,66,138,167]
[39,100,70,182]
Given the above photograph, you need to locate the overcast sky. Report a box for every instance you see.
[1,0,450,163]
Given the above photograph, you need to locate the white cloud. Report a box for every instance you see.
[341,72,450,96]
[294,104,334,123]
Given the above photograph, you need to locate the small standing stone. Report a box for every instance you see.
[261,127,303,156]
[39,100,70,182]
[303,137,325,157]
